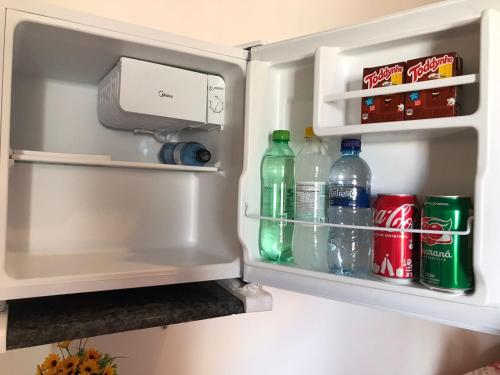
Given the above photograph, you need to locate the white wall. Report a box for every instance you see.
[32,0,440,46]
[3,287,500,375]
[79,290,500,374]
[3,0,500,374]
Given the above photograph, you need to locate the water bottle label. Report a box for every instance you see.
[173,143,187,165]
[261,184,295,219]
[329,185,370,208]
[296,181,326,222]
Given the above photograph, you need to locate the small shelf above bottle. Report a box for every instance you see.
[312,115,478,140]
[10,150,219,172]
[323,74,479,103]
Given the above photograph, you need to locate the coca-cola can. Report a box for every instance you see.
[372,194,418,284]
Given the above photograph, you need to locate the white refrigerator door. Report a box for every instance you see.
[240,0,500,334]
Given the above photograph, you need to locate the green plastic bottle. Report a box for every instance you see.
[259,130,295,262]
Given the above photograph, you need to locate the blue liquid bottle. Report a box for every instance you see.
[159,142,211,166]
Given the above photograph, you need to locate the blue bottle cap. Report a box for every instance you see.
[196,149,211,163]
[341,138,361,152]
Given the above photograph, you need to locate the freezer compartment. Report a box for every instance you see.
[0,10,246,298]
[97,57,225,132]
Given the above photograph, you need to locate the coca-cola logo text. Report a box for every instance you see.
[407,55,454,82]
[363,65,404,89]
[374,204,415,229]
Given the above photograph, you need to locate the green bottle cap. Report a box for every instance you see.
[272,130,290,141]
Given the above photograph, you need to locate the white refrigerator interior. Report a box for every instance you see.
[0,0,499,338]
[1,6,247,298]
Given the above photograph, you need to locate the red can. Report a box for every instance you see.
[372,194,418,284]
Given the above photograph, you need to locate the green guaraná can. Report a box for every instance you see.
[420,195,473,294]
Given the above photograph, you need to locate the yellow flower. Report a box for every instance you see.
[85,348,101,361]
[58,355,78,372]
[35,365,44,375]
[57,368,75,375]
[56,341,72,349]
[78,359,99,375]
[42,353,61,371]
[102,366,116,375]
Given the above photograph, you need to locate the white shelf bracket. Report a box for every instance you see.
[217,279,273,313]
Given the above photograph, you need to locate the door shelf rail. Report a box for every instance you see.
[323,74,478,103]
[244,205,473,236]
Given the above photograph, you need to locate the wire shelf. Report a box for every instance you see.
[244,204,473,236]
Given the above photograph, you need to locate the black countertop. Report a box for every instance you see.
[7,281,245,350]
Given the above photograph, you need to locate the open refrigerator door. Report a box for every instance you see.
[239,0,500,334]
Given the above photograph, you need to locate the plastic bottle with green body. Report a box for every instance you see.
[259,130,295,262]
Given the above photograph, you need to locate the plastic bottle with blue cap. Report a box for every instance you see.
[327,138,372,275]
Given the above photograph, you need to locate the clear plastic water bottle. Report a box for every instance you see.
[259,130,295,262]
[159,142,211,166]
[327,138,372,275]
[293,127,330,272]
